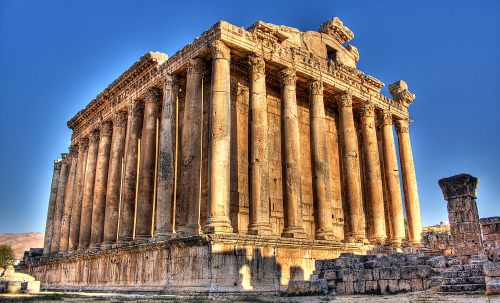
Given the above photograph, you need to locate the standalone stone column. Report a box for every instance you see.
[379,111,405,246]
[155,76,178,239]
[308,79,334,240]
[204,40,233,234]
[51,152,72,253]
[58,144,80,252]
[67,138,89,251]
[102,111,128,248]
[135,87,162,240]
[43,159,62,254]
[337,92,366,243]
[118,101,143,243]
[279,67,306,239]
[78,130,100,250]
[359,102,386,244]
[178,59,205,235]
[89,122,113,248]
[439,174,483,260]
[247,55,271,235]
[396,119,422,245]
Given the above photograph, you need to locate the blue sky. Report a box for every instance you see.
[0,0,499,233]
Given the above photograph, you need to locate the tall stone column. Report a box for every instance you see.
[102,111,128,248]
[43,158,62,254]
[51,152,72,253]
[379,111,405,246]
[204,40,233,234]
[439,174,483,261]
[89,121,113,248]
[308,79,334,240]
[178,59,205,235]
[359,102,386,244]
[337,92,366,243]
[247,54,271,235]
[67,138,89,251]
[118,101,143,243]
[279,67,306,239]
[396,119,422,245]
[58,144,80,252]
[155,76,178,239]
[135,87,162,240]
[78,130,100,250]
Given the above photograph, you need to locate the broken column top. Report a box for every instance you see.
[438,173,479,200]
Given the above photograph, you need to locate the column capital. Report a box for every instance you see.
[100,121,113,137]
[165,74,179,87]
[279,67,297,87]
[211,40,230,60]
[144,86,163,105]
[187,58,206,75]
[69,144,79,157]
[54,159,62,170]
[395,119,410,133]
[248,54,265,75]
[79,137,89,151]
[307,79,323,96]
[439,173,479,200]
[336,91,352,108]
[89,129,100,144]
[113,111,128,127]
[379,110,393,126]
[129,100,145,117]
[359,101,375,118]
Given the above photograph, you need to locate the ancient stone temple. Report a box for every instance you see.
[30,18,423,293]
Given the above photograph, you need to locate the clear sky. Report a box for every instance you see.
[1,0,499,233]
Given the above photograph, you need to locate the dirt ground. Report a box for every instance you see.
[0,291,499,303]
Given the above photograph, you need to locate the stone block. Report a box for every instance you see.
[379,267,400,279]
[287,279,327,295]
[336,281,346,294]
[416,265,432,278]
[5,281,22,294]
[344,281,354,294]
[372,268,380,280]
[401,266,418,279]
[446,258,461,267]
[426,256,446,268]
[486,280,500,295]
[338,268,358,282]
[483,261,500,277]
[388,279,399,293]
[410,278,423,291]
[379,280,389,294]
[365,280,378,294]
[323,270,337,281]
[359,269,373,280]
[353,280,365,293]
[399,279,411,292]
[21,281,40,293]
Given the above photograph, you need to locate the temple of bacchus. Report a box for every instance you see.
[30,18,423,293]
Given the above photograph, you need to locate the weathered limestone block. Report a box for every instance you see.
[483,261,500,277]
[426,256,446,268]
[21,281,40,293]
[486,280,500,295]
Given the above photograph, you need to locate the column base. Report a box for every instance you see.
[391,237,403,248]
[409,240,422,247]
[177,224,202,236]
[87,243,101,251]
[204,217,233,234]
[100,242,114,250]
[248,223,272,236]
[282,227,307,239]
[369,236,387,245]
[314,230,336,241]
[152,232,173,241]
[345,235,369,244]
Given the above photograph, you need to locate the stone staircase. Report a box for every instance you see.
[439,263,486,294]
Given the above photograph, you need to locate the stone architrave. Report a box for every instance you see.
[204,40,233,234]
[155,76,178,238]
[135,87,162,240]
[118,101,143,243]
[247,54,272,235]
[102,111,128,247]
[43,159,62,255]
[337,92,366,243]
[89,121,113,248]
[359,102,386,244]
[439,174,483,260]
[308,79,334,240]
[78,129,100,250]
[279,67,306,239]
[178,59,205,235]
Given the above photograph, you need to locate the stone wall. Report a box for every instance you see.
[422,232,454,256]
[481,217,500,249]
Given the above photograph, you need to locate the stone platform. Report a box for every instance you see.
[24,234,371,294]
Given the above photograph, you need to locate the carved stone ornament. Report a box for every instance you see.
[248,54,265,75]
[337,92,352,108]
[319,17,355,44]
[211,40,231,60]
[187,58,206,75]
[69,144,79,157]
[438,173,479,200]
[101,121,113,137]
[79,138,89,151]
[131,100,145,117]
[307,79,323,96]
[61,154,71,165]
[279,67,297,87]
[89,129,100,143]
[380,110,393,126]
[388,80,416,108]
[359,101,375,118]
[113,111,128,127]
[144,86,163,104]
[165,74,178,89]
[54,159,62,170]
[395,119,409,133]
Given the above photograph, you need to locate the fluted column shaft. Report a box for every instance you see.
[78,130,100,250]
[279,67,306,239]
[118,102,143,243]
[360,102,386,244]
[102,111,128,247]
[59,145,80,252]
[338,92,366,243]
[204,40,233,234]
[67,138,88,251]
[51,152,72,253]
[396,119,422,245]
[155,76,178,238]
[89,122,113,248]
[178,59,205,235]
[248,55,271,235]
[135,87,162,240]
[308,79,334,240]
[43,159,62,254]
[380,111,405,246]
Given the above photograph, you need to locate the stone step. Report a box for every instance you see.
[440,283,486,293]
[442,276,485,285]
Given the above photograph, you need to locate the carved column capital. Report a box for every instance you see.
[395,119,409,133]
[144,86,163,105]
[69,144,79,157]
[165,74,179,88]
[279,67,297,87]
[89,129,100,144]
[307,79,323,96]
[379,110,393,126]
[336,92,352,108]
[248,54,265,75]
[211,40,231,60]
[130,100,145,117]
[80,138,89,151]
[187,58,206,75]
[113,111,128,127]
[54,159,63,170]
[100,121,113,137]
[359,101,375,118]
